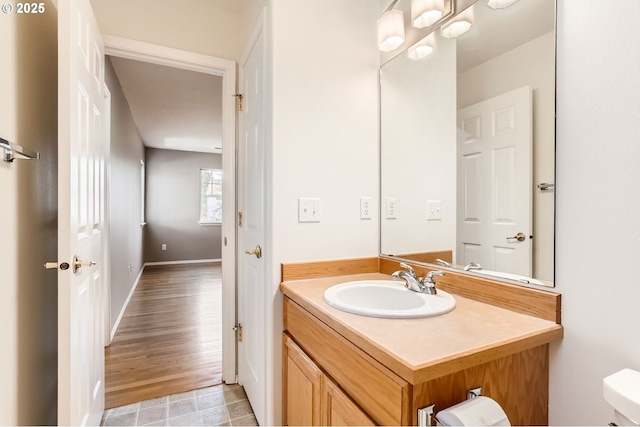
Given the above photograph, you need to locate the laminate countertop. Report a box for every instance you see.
[280,272,563,385]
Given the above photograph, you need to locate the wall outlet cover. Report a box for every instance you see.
[360,197,373,220]
[386,198,397,219]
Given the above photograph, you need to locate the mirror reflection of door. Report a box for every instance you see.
[457,86,532,276]
[380,0,555,286]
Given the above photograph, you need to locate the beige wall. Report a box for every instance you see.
[105,57,146,334]
[0,2,58,424]
[144,147,223,263]
[458,31,556,281]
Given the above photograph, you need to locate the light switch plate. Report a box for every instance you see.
[427,200,442,220]
[299,198,321,222]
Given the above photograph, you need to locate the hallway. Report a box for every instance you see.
[105,263,223,409]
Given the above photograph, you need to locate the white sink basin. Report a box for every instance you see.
[323,280,456,319]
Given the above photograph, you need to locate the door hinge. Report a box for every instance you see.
[238,212,243,227]
[233,323,243,342]
[233,93,244,112]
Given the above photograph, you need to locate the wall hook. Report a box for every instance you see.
[1,137,40,163]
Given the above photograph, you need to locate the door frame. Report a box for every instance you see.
[103,36,237,383]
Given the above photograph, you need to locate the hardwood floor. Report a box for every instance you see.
[105,263,223,409]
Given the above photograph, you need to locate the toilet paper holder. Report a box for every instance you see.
[418,387,483,426]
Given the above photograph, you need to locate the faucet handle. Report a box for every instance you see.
[425,270,445,283]
[464,262,482,271]
[399,262,416,278]
[436,259,451,267]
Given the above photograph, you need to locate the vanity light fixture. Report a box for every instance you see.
[487,0,519,9]
[407,33,436,60]
[378,9,405,52]
[411,0,445,29]
[441,4,474,38]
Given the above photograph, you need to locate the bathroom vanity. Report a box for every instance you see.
[280,257,563,426]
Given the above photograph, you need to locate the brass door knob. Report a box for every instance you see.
[507,232,526,242]
[245,245,262,259]
[44,262,70,270]
[73,255,96,273]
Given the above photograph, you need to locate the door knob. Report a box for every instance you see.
[73,255,96,273]
[44,262,70,270]
[507,232,526,242]
[245,245,262,259]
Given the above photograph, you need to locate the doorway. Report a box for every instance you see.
[103,36,237,405]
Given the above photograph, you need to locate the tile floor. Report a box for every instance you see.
[101,384,258,426]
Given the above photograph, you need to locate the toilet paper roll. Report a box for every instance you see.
[436,396,511,426]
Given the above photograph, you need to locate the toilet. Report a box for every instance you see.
[604,368,640,425]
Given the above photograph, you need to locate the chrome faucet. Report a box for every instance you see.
[392,262,445,295]
[391,263,423,292]
[463,262,482,271]
[422,271,445,295]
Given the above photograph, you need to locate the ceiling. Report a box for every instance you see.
[110,56,223,154]
[456,0,555,71]
[193,0,250,13]
[393,0,554,70]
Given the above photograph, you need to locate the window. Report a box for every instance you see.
[200,168,222,224]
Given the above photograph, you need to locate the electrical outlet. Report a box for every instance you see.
[427,200,442,220]
[161,243,167,251]
[360,197,372,220]
[298,198,321,222]
[386,198,397,219]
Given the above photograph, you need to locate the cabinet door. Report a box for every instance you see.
[323,377,376,426]
[283,334,323,426]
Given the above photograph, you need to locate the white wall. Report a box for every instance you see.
[268,0,380,424]
[271,0,380,263]
[380,35,457,256]
[550,1,640,424]
[458,31,556,281]
[0,2,59,424]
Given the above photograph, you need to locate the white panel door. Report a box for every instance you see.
[237,28,266,426]
[457,86,532,276]
[58,0,106,425]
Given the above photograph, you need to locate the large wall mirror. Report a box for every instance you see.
[380,0,556,287]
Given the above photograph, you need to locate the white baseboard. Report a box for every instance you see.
[144,259,221,266]
[110,265,145,342]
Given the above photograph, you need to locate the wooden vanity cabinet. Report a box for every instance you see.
[283,295,554,426]
[283,334,374,426]
[323,376,375,426]
[283,334,322,426]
